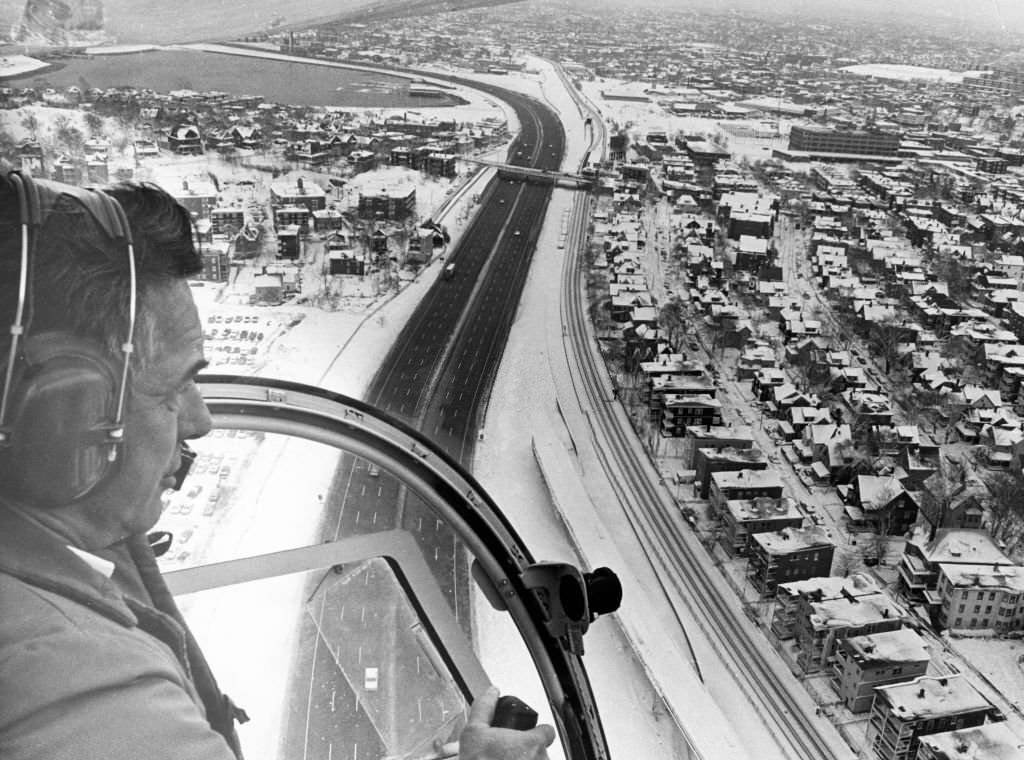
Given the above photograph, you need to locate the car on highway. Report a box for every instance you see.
[363,667,379,691]
[513,229,521,237]
[368,463,380,477]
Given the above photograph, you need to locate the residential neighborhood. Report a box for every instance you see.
[3,0,1024,757]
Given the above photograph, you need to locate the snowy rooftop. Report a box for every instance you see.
[751,525,834,554]
[777,573,881,600]
[809,591,907,629]
[699,446,766,464]
[726,496,799,523]
[939,563,1024,591]
[876,675,994,720]
[917,721,1024,760]
[856,474,906,510]
[839,627,929,665]
[688,425,754,441]
[914,529,1012,565]
[712,468,784,491]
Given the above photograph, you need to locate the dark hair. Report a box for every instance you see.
[0,177,203,364]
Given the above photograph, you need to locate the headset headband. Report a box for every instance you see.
[0,172,137,459]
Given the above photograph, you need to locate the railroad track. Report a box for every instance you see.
[557,192,855,760]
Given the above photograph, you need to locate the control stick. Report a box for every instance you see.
[491,695,538,731]
[422,694,541,760]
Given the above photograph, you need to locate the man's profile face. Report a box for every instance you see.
[78,279,211,544]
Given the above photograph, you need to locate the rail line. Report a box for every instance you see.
[558,192,854,760]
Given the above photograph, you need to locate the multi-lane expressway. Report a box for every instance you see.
[282,82,565,760]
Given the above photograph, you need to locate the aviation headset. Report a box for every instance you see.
[0,171,137,508]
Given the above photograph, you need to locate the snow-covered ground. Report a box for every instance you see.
[839,63,977,83]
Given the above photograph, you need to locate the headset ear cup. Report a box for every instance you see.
[2,335,119,508]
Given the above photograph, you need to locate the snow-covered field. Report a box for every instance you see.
[839,63,975,83]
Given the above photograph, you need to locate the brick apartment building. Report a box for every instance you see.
[865,675,1003,760]
[917,722,1024,760]
[748,525,835,594]
[772,573,881,640]
[832,628,930,713]
[936,562,1024,633]
[788,125,901,157]
[794,591,908,673]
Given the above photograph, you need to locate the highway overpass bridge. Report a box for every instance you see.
[461,157,594,189]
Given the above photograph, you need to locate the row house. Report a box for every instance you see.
[736,343,778,380]
[270,177,328,214]
[357,185,417,221]
[751,368,787,401]
[692,446,767,498]
[865,675,1003,760]
[709,469,785,515]
[274,206,311,233]
[794,591,909,673]
[897,529,1010,611]
[721,496,803,557]
[843,389,895,427]
[936,563,1024,633]
[210,207,246,236]
[786,406,832,439]
[647,372,716,424]
[172,179,218,218]
[832,628,930,714]
[917,722,1024,760]
[686,426,755,468]
[747,525,835,594]
[771,573,881,640]
[661,394,723,436]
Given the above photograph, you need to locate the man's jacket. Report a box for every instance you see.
[0,507,247,760]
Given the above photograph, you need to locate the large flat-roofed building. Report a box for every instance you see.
[866,675,1003,760]
[748,525,835,592]
[832,628,930,713]
[693,446,767,498]
[795,591,908,673]
[709,469,785,514]
[358,185,417,221]
[721,497,804,557]
[962,66,1024,98]
[269,177,327,214]
[917,722,1024,760]
[897,529,1012,608]
[772,573,881,639]
[936,563,1024,633]
[788,125,901,158]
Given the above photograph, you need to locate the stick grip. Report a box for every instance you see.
[491,695,538,731]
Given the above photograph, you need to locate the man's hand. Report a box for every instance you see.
[458,687,556,760]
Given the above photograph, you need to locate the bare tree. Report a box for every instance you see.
[984,471,1024,553]
[868,319,907,375]
[659,297,686,351]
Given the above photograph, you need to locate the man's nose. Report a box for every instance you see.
[180,383,213,440]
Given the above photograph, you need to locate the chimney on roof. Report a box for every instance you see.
[939,677,948,686]
[882,608,889,618]
[917,688,925,698]
[297,177,304,192]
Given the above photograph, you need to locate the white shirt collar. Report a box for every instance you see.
[67,545,116,579]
